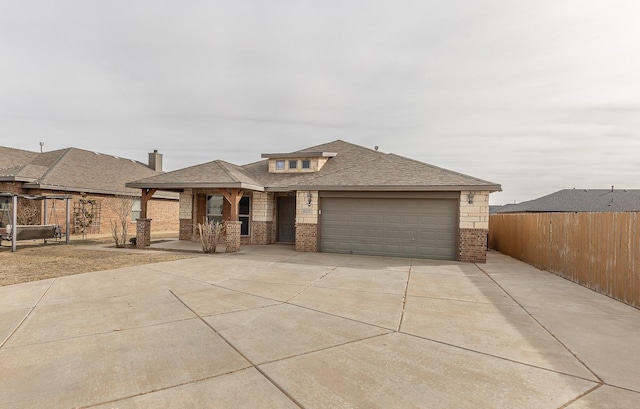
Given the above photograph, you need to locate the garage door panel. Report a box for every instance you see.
[320,198,457,260]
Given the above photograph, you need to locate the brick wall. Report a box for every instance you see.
[458,190,490,262]
[295,223,317,252]
[225,220,241,252]
[179,218,192,240]
[136,218,152,248]
[0,182,25,194]
[459,228,488,263]
[146,199,179,231]
[251,220,273,245]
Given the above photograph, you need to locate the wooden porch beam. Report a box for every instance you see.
[140,188,157,219]
[219,189,243,221]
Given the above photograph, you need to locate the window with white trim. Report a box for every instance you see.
[131,199,141,221]
[206,195,224,223]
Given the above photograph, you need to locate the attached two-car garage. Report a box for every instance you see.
[319,194,458,260]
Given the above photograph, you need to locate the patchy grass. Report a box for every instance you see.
[0,232,194,286]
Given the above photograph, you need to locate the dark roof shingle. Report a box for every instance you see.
[496,189,640,213]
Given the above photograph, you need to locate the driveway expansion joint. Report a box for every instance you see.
[474,263,604,384]
[0,277,56,349]
[169,290,305,409]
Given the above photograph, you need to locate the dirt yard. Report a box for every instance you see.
[0,234,194,286]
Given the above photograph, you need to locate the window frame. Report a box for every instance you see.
[289,160,298,169]
[301,159,311,169]
[131,199,141,221]
[206,195,224,224]
[239,196,251,236]
[275,160,285,170]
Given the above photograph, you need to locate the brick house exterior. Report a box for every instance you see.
[0,146,178,234]
[128,140,500,262]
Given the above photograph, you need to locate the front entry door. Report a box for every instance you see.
[277,196,296,243]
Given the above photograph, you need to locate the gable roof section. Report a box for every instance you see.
[496,189,640,213]
[294,153,500,191]
[1,146,174,197]
[0,146,38,170]
[126,159,264,191]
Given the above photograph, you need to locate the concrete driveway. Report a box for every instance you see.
[1,246,639,408]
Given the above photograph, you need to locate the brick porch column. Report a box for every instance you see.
[136,218,152,248]
[225,221,241,252]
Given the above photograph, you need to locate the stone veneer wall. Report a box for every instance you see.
[458,190,490,263]
[295,223,318,252]
[178,190,193,240]
[295,190,319,252]
[251,191,274,245]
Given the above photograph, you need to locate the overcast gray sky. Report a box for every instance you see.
[2,1,639,204]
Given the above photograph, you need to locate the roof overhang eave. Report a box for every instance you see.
[292,184,502,192]
[0,176,37,182]
[22,183,178,199]
[125,182,265,192]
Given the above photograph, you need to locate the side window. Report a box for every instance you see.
[239,196,250,236]
[301,160,311,169]
[206,195,224,223]
[276,160,285,170]
[131,199,141,221]
[289,160,298,169]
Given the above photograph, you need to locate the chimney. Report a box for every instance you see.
[148,150,163,172]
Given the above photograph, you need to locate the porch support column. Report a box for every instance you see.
[136,188,157,248]
[220,188,243,252]
[11,194,17,252]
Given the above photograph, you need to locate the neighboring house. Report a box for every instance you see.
[128,140,501,262]
[0,146,178,234]
[494,188,640,213]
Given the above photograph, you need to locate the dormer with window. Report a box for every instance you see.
[262,151,337,173]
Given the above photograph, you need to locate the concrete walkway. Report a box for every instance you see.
[0,247,638,408]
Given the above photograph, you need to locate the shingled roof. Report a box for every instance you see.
[127,160,264,191]
[0,146,173,197]
[0,147,38,170]
[495,189,640,213]
[127,140,501,193]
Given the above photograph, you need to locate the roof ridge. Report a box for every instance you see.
[217,159,254,184]
[35,148,72,183]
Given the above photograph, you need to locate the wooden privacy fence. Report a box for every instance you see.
[489,212,640,309]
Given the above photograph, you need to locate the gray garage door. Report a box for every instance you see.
[320,198,458,260]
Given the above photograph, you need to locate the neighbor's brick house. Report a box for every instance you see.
[0,146,178,234]
[128,140,500,262]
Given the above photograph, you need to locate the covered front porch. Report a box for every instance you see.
[135,187,249,253]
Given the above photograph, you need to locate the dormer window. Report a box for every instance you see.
[262,151,337,173]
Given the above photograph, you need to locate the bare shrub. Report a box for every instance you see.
[197,218,224,253]
[108,195,135,247]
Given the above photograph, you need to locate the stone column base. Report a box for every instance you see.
[295,223,318,252]
[225,221,242,252]
[136,218,152,248]
[459,228,488,263]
